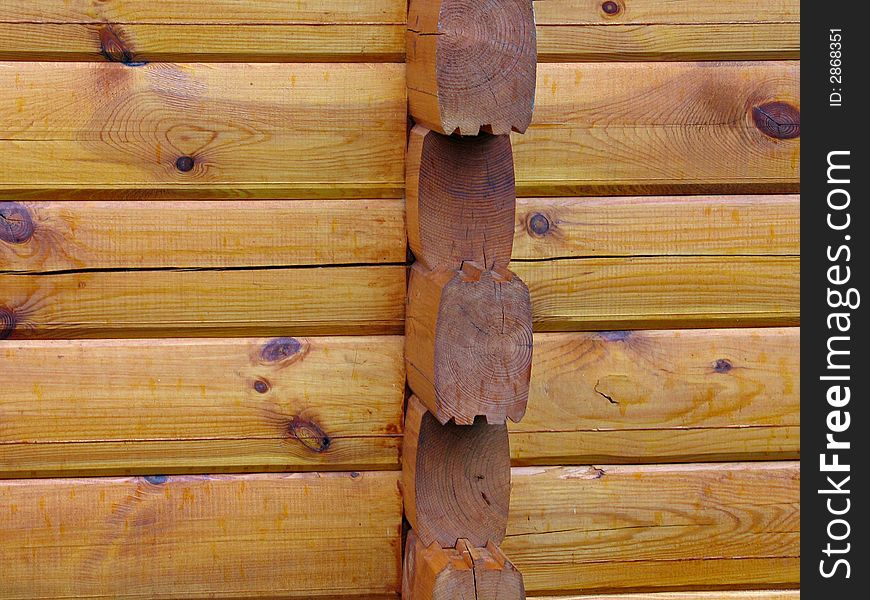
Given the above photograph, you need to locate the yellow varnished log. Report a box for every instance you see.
[0,336,404,476]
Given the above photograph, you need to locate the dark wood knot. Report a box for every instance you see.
[175,156,195,172]
[602,1,622,15]
[260,337,302,363]
[98,25,145,66]
[253,378,270,394]
[288,416,331,453]
[143,475,168,485]
[527,213,551,236]
[0,202,34,244]
[752,102,800,139]
[0,307,16,340]
[599,330,630,342]
[714,358,733,373]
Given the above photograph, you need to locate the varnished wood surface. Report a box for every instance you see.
[0,62,406,199]
[1,328,797,476]
[514,327,799,464]
[506,462,800,594]
[0,200,407,272]
[0,337,404,477]
[0,471,403,598]
[515,62,800,196]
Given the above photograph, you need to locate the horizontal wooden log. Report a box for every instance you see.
[514,62,799,196]
[0,62,405,199]
[0,471,403,598]
[513,327,799,464]
[1,195,797,272]
[0,24,405,62]
[532,593,800,600]
[534,0,799,61]
[0,336,403,477]
[0,255,797,338]
[0,328,796,476]
[514,256,799,331]
[513,195,800,259]
[0,266,406,338]
[0,200,407,272]
[506,462,800,594]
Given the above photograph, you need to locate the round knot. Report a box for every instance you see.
[0,202,35,244]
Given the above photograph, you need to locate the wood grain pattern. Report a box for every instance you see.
[0,24,404,62]
[514,62,799,196]
[0,200,406,272]
[513,328,800,465]
[533,593,800,600]
[513,256,800,331]
[0,471,402,598]
[532,0,800,24]
[0,255,797,338]
[0,328,798,476]
[0,336,403,477]
[506,462,800,594]
[513,195,800,259]
[0,266,406,338]
[0,62,405,199]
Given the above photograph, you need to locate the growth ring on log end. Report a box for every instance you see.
[407,126,516,272]
[406,262,532,425]
[402,395,511,547]
[407,0,537,136]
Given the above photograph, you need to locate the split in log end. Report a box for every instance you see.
[407,0,537,136]
[406,126,516,273]
[406,263,532,426]
[402,395,511,548]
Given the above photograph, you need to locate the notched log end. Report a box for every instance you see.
[0,202,35,245]
[752,102,800,139]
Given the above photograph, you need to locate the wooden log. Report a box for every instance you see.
[0,265,405,339]
[0,24,404,63]
[506,463,800,594]
[402,531,525,600]
[0,471,402,598]
[515,62,799,196]
[402,396,511,548]
[513,195,800,259]
[513,327,800,465]
[406,126,516,272]
[0,336,403,477]
[532,593,800,600]
[402,530,475,600]
[534,0,799,61]
[407,0,537,135]
[0,199,406,272]
[406,262,532,425]
[0,62,405,199]
[513,255,800,331]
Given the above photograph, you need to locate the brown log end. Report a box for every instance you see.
[406,263,532,425]
[460,540,525,600]
[406,126,516,272]
[407,0,537,135]
[402,396,511,548]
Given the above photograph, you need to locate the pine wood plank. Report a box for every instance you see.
[0,336,403,477]
[512,256,800,331]
[512,328,799,465]
[0,266,406,338]
[0,62,405,199]
[537,23,799,62]
[533,0,800,25]
[0,255,797,338]
[0,471,402,598]
[513,195,800,259]
[0,200,406,272]
[506,462,800,594]
[533,593,800,600]
[0,24,405,62]
[514,62,800,196]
